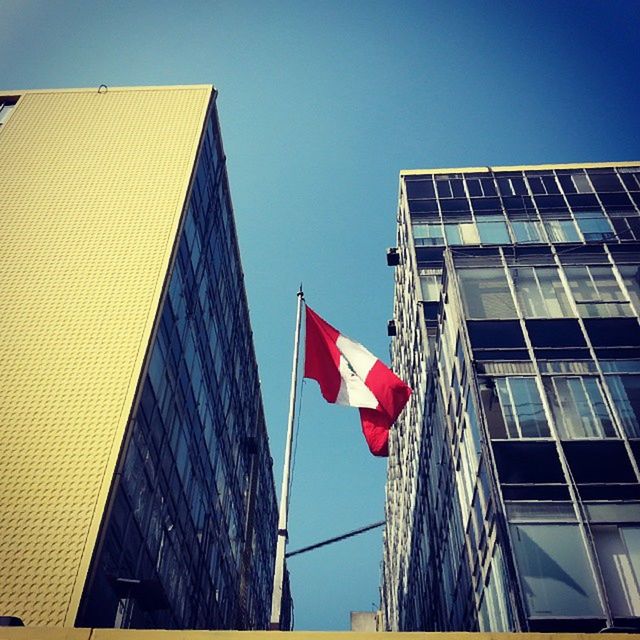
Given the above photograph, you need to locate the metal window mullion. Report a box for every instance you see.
[554,170,586,243]
[529,267,549,318]
[523,172,551,243]
[503,243,613,624]
[615,167,640,215]
[577,376,602,438]
[504,377,524,439]
[604,244,640,315]
[550,243,618,624]
[444,247,526,631]
[595,247,640,483]
[498,246,571,629]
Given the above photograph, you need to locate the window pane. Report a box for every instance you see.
[565,265,631,317]
[572,174,593,193]
[477,218,510,244]
[545,219,580,243]
[594,526,640,617]
[512,220,543,244]
[496,379,519,438]
[460,222,480,244]
[413,223,444,246]
[480,380,508,439]
[420,274,440,301]
[510,524,603,617]
[509,377,550,437]
[619,265,640,312]
[590,266,625,301]
[512,267,541,316]
[436,178,453,198]
[583,378,616,436]
[544,376,615,438]
[575,211,615,241]
[444,223,463,245]
[457,268,517,319]
[512,267,572,318]
[536,268,573,317]
[607,375,640,438]
[621,528,640,594]
[0,103,15,125]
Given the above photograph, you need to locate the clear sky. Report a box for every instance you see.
[1,0,639,631]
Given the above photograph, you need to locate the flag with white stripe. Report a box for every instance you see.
[304,306,411,456]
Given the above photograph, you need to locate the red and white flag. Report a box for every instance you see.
[304,306,412,457]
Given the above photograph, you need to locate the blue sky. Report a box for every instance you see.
[1,0,639,630]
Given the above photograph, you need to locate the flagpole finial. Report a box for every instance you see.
[297,283,304,300]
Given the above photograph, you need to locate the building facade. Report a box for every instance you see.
[382,161,640,633]
[0,86,279,629]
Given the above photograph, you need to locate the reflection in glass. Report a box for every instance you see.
[543,376,616,438]
[511,220,543,243]
[495,377,550,438]
[477,216,510,244]
[460,222,480,244]
[444,223,463,245]
[606,375,640,438]
[545,219,580,243]
[420,273,440,302]
[564,265,632,317]
[511,266,572,318]
[618,265,640,313]
[457,268,517,319]
[593,525,640,617]
[575,211,615,241]
[510,524,603,617]
[413,223,444,246]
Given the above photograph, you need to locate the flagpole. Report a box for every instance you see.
[270,285,304,630]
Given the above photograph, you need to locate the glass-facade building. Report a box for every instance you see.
[382,162,640,633]
[76,98,279,630]
[0,86,280,629]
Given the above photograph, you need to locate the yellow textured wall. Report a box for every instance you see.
[0,86,211,625]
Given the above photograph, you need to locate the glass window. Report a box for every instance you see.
[459,222,480,244]
[510,524,603,617]
[479,547,512,631]
[589,172,624,192]
[466,177,497,197]
[0,99,17,126]
[419,272,440,302]
[527,175,560,195]
[543,376,616,438]
[564,265,632,317]
[436,177,453,198]
[511,220,543,244]
[618,265,640,312]
[477,216,510,244]
[572,174,594,193]
[606,375,640,438]
[574,211,615,241]
[620,171,640,192]
[405,179,435,199]
[457,267,517,319]
[444,223,463,245]
[593,525,640,617]
[495,377,550,438]
[480,379,508,439]
[412,223,444,246]
[544,219,580,243]
[512,266,572,318]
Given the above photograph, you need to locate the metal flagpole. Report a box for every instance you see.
[270,285,304,630]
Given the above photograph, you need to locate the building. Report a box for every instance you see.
[0,86,280,630]
[382,161,640,633]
